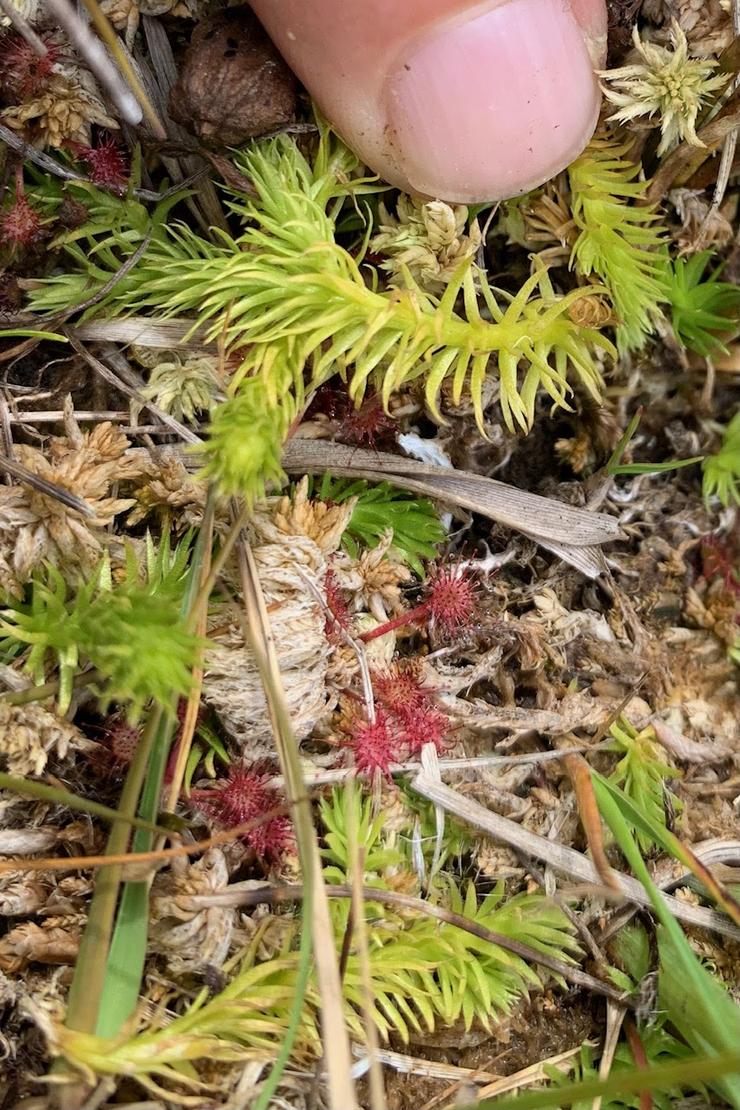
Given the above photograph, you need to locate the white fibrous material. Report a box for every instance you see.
[202,505,346,753]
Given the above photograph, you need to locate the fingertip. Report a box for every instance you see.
[251,0,607,202]
[384,0,604,201]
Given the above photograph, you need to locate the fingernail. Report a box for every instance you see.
[385,0,601,203]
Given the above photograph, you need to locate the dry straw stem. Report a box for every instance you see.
[475,1045,584,1100]
[234,536,358,1110]
[0,452,95,518]
[0,0,47,53]
[72,316,214,351]
[593,1000,629,1110]
[700,0,740,233]
[347,792,386,1110]
[411,773,740,942]
[350,1044,502,1086]
[40,0,143,125]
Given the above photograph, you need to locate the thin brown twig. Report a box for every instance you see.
[0,122,161,200]
[65,332,201,445]
[514,852,607,969]
[186,882,628,1005]
[0,452,95,517]
[412,773,740,942]
[52,236,153,326]
[0,800,297,875]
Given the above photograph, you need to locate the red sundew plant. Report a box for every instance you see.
[401,704,450,756]
[75,136,129,187]
[0,33,58,98]
[425,564,478,633]
[85,717,141,779]
[346,709,398,776]
[372,660,431,713]
[190,763,294,861]
[700,535,740,596]
[359,562,479,643]
[337,395,397,449]
[1,179,43,252]
[340,662,451,773]
[106,719,142,765]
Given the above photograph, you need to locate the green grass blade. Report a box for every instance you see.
[0,772,170,836]
[95,528,209,1038]
[95,709,175,1037]
[592,772,740,1107]
[457,1052,740,1110]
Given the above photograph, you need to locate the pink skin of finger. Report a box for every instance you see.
[249,0,608,203]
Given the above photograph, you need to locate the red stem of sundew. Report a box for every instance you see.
[357,602,431,642]
[624,1017,652,1110]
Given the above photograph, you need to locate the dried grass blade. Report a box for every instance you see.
[461,1053,740,1110]
[235,536,358,1110]
[411,773,740,941]
[593,773,740,929]
[73,317,212,351]
[282,441,620,548]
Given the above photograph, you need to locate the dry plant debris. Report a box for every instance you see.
[0,1,740,1108]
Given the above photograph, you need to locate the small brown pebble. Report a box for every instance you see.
[56,196,89,230]
[169,7,297,147]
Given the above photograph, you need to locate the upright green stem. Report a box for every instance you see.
[0,772,169,836]
[64,705,164,1034]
